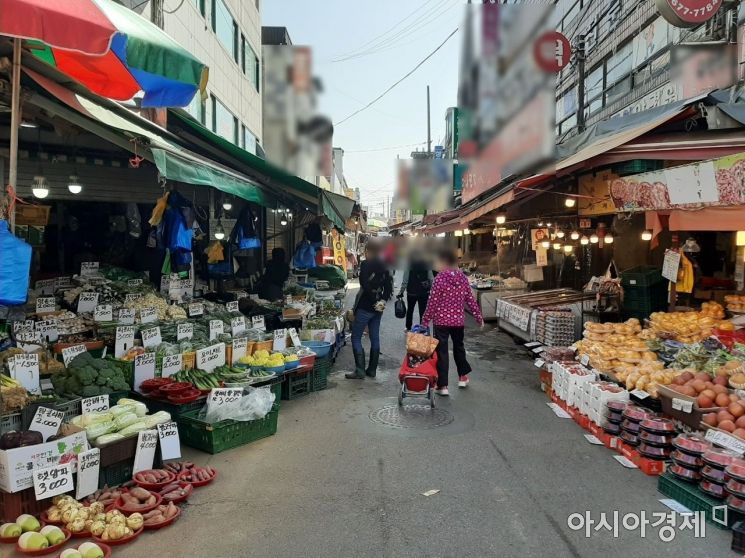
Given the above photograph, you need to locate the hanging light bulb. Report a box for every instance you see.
[67,175,82,194]
[541,240,551,249]
[454,230,463,237]
[736,231,745,246]
[563,244,573,253]
[565,197,576,208]
[280,216,288,226]
[590,234,599,244]
[32,176,49,199]
[553,242,561,250]
[214,221,225,240]
[570,231,580,240]
[222,201,232,211]
[556,230,565,239]
[463,228,471,235]
[580,235,589,245]
[538,221,544,227]
[545,222,552,228]
[641,230,653,241]
[496,214,506,225]
[604,234,614,244]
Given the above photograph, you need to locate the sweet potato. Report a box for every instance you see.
[160,483,180,495]
[146,495,156,505]
[165,502,178,519]
[130,487,151,501]
[121,493,138,506]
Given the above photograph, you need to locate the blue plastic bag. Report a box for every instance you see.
[0,220,32,306]
[293,241,316,269]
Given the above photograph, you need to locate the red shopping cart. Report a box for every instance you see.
[398,326,439,408]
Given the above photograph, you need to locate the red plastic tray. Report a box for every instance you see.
[701,465,727,483]
[133,469,177,491]
[39,511,63,526]
[68,529,91,539]
[16,528,71,556]
[700,480,727,499]
[167,389,202,404]
[142,506,181,530]
[702,448,741,469]
[92,526,143,546]
[669,464,701,483]
[726,463,745,483]
[670,450,703,469]
[178,469,217,487]
[158,382,192,396]
[672,434,712,456]
[56,543,112,558]
[114,493,162,514]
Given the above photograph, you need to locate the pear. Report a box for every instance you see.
[79,542,105,558]
[41,525,66,545]
[16,514,41,533]
[60,550,83,558]
[0,522,22,538]
[18,531,49,550]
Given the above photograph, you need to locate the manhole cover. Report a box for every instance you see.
[368,404,454,429]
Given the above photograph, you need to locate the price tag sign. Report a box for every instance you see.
[285,294,293,304]
[177,322,193,341]
[157,422,181,460]
[251,315,266,331]
[81,395,109,414]
[196,343,226,372]
[118,308,135,325]
[141,326,162,348]
[231,316,246,335]
[160,275,170,294]
[208,387,243,409]
[161,354,183,378]
[30,406,64,441]
[532,346,544,354]
[188,303,204,317]
[134,352,156,391]
[13,320,33,333]
[140,307,158,324]
[249,294,259,301]
[226,301,239,313]
[133,430,159,474]
[94,304,113,322]
[125,293,142,304]
[273,328,287,351]
[672,398,694,414]
[34,463,73,501]
[209,320,224,341]
[80,261,99,276]
[77,292,99,313]
[9,354,41,394]
[76,448,100,500]
[115,326,135,358]
[128,279,143,287]
[36,296,56,314]
[525,341,541,348]
[631,389,650,400]
[705,428,745,455]
[62,344,87,367]
[580,354,590,366]
[534,359,545,368]
[35,320,58,343]
[169,277,194,300]
[55,276,72,290]
[36,279,56,296]
[288,327,301,347]
[232,337,248,364]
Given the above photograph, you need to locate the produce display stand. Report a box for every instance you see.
[471,285,527,321]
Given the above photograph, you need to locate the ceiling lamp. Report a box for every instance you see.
[32,175,49,199]
[682,237,701,253]
[590,234,599,244]
[565,197,576,208]
[222,201,232,211]
[280,216,288,226]
[641,230,653,241]
[67,175,82,195]
[541,240,551,249]
[454,230,463,237]
[21,120,37,128]
[563,244,573,253]
[556,230,565,239]
[736,231,745,246]
[604,234,614,244]
[570,231,580,240]
[464,228,471,235]
[538,221,544,226]
[580,235,589,245]
[545,222,552,227]
[495,214,506,225]
[214,222,225,240]
[552,242,561,250]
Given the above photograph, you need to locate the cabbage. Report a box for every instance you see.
[142,411,171,429]
[110,404,137,417]
[113,412,139,431]
[94,433,125,446]
[73,412,113,428]
[115,399,149,416]
[118,421,148,436]
[85,421,115,441]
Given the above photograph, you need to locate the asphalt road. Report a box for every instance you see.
[115,282,733,558]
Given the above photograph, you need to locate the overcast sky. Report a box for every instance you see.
[263,0,463,214]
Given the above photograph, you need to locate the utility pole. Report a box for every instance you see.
[575,34,586,133]
[426,85,432,156]
[151,0,164,28]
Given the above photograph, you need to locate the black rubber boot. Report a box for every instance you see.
[345,350,366,379]
[366,349,380,378]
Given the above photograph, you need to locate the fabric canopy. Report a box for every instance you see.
[321,190,355,231]
[646,208,745,232]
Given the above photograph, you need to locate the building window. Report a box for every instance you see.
[242,39,260,92]
[212,0,238,62]
[192,0,205,16]
[606,42,632,86]
[243,126,257,155]
[186,93,206,125]
[212,95,238,144]
[584,64,604,117]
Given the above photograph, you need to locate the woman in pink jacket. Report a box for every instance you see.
[421,248,483,396]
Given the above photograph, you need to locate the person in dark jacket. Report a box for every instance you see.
[347,242,392,379]
[398,255,434,331]
[258,248,289,301]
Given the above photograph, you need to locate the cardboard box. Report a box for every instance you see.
[300,328,335,343]
[0,424,87,493]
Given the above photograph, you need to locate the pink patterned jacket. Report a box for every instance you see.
[421,269,483,328]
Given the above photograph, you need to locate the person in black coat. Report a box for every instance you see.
[258,248,289,301]
[398,255,434,331]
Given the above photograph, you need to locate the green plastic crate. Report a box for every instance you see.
[99,460,133,489]
[311,357,332,392]
[0,412,22,434]
[177,404,279,454]
[657,472,733,529]
[281,369,311,400]
[129,391,206,419]
[621,266,665,288]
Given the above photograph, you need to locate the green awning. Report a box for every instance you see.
[321,190,355,230]
[151,148,274,206]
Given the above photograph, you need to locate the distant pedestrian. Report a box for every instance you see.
[398,254,433,331]
[347,241,393,379]
[421,248,483,396]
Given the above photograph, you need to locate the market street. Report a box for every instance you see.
[113,283,729,558]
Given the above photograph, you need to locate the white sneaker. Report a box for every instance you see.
[458,376,470,388]
[435,387,449,396]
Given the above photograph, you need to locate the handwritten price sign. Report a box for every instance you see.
[30,406,64,441]
[133,430,159,474]
[81,395,110,414]
[34,463,73,501]
[76,448,100,499]
[157,422,181,460]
